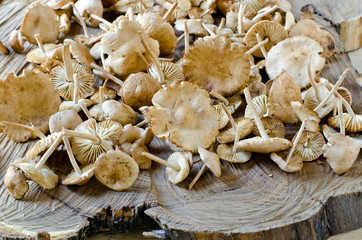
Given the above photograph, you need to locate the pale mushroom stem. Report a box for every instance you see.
[284,11,295,31]
[238,3,246,34]
[135,119,147,127]
[73,73,79,105]
[256,33,267,59]
[184,21,190,53]
[245,38,269,55]
[90,14,112,28]
[137,50,150,68]
[337,98,345,135]
[79,102,93,119]
[35,132,64,170]
[200,8,213,18]
[252,5,278,22]
[307,56,322,102]
[99,86,104,105]
[233,125,241,153]
[285,120,307,165]
[202,23,216,36]
[34,34,46,57]
[141,152,181,171]
[159,57,173,61]
[221,103,237,133]
[62,135,82,175]
[71,3,90,38]
[314,68,350,112]
[139,0,146,13]
[63,44,74,83]
[125,7,134,20]
[332,89,355,116]
[177,33,185,44]
[244,87,269,139]
[91,62,124,86]
[62,128,100,144]
[211,90,229,105]
[188,164,207,190]
[218,18,226,31]
[0,121,46,139]
[163,2,178,21]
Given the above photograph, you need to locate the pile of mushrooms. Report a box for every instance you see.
[1,0,360,200]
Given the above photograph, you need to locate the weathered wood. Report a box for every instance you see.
[0,1,361,240]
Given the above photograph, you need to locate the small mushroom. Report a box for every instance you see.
[290,101,320,132]
[217,117,253,143]
[214,93,243,114]
[9,30,24,53]
[4,166,29,199]
[130,138,152,169]
[149,61,184,85]
[59,14,71,34]
[90,87,117,104]
[216,144,252,163]
[293,129,325,161]
[49,110,83,133]
[244,94,268,119]
[0,121,46,143]
[74,0,103,27]
[95,150,139,191]
[269,151,303,173]
[64,39,95,68]
[252,116,285,138]
[113,0,154,14]
[0,41,8,54]
[99,100,138,125]
[213,105,230,130]
[26,43,60,64]
[27,132,63,159]
[118,124,144,144]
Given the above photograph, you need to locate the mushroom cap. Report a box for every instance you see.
[74,31,105,47]
[269,151,303,173]
[140,106,170,140]
[322,124,338,141]
[236,136,292,153]
[328,113,362,133]
[245,20,288,58]
[120,72,161,109]
[90,87,117,104]
[71,119,123,165]
[265,36,326,89]
[62,164,95,185]
[118,124,144,144]
[165,152,190,184]
[217,117,254,143]
[214,105,230,130]
[267,71,302,124]
[244,95,268,119]
[12,158,59,189]
[183,35,251,96]
[48,0,75,9]
[323,133,360,174]
[226,2,256,32]
[95,150,139,191]
[26,44,60,64]
[9,30,24,53]
[114,0,154,14]
[0,70,61,142]
[253,116,285,138]
[149,61,184,85]
[130,139,152,169]
[198,147,221,177]
[215,94,243,114]
[27,132,63,159]
[289,19,335,58]
[20,3,59,44]
[337,87,353,107]
[59,99,93,112]
[216,0,264,15]
[291,101,320,132]
[50,60,96,101]
[304,82,335,118]
[148,81,219,153]
[102,100,138,126]
[217,144,252,163]
[49,110,83,133]
[89,103,105,121]
[74,0,103,27]
[67,39,96,68]
[4,165,29,199]
[141,127,155,146]
[174,19,207,36]
[293,130,325,161]
[249,81,267,99]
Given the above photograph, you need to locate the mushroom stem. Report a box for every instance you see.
[233,125,241,153]
[0,121,46,139]
[73,73,79,105]
[244,87,269,139]
[63,44,74,83]
[71,3,90,38]
[252,5,278,23]
[34,34,46,57]
[221,103,237,133]
[141,152,181,171]
[91,62,124,86]
[238,3,246,34]
[35,132,64,170]
[337,98,345,135]
[139,0,146,13]
[79,102,92,119]
[211,90,229,105]
[125,7,134,20]
[202,23,216,36]
[307,56,322,102]
[328,85,355,116]
[285,120,306,165]
[218,18,226,31]
[137,51,150,68]
[62,128,100,144]
[184,21,190,53]
[99,86,104,105]
[200,8,213,18]
[177,33,185,44]
[159,57,173,61]
[314,68,350,112]
[163,2,178,21]
[188,164,207,190]
[245,38,269,55]
[90,14,112,28]
[256,33,267,58]
[135,119,147,127]
[303,136,311,148]
[62,135,82,176]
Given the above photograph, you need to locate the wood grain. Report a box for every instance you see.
[0,1,361,240]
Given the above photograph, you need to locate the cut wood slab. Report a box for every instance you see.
[0,1,361,240]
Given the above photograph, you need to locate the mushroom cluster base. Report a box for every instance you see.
[0,1,361,240]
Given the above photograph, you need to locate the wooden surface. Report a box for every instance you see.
[0,1,361,240]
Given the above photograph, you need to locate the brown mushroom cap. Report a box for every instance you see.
[102,100,138,126]
[290,101,321,130]
[74,0,103,27]
[165,152,190,184]
[27,132,63,159]
[62,164,95,185]
[49,110,83,133]
[217,144,252,163]
[328,113,362,133]
[90,87,117,104]
[20,3,59,45]
[236,136,292,154]
[183,35,251,96]
[4,166,29,199]
[149,61,184,85]
[245,20,288,58]
[0,70,61,142]
[130,139,152,169]
[217,117,253,143]
[269,151,303,173]
[198,147,221,177]
[293,130,325,161]
[118,124,144,144]
[253,116,285,138]
[26,44,60,64]
[66,39,96,68]
[95,150,139,191]
[214,105,230,130]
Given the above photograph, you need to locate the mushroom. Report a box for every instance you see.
[293,129,325,162]
[0,70,61,142]
[265,36,326,89]
[149,61,184,85]
[142,152,190,184]
[322,124,362,148]
[244,94,268,119]
[92,100,138,126]
[90,87,117,104]
[175,19,208,37]
[113,0,154,14]
[4,166,29,199]
[140,81,219,153]
[216,144,252,163]
[213,93,243,114]
[290,101,320,132]
[0,121,46,143]
[217,117,253,143]
[118,124,144,144]
[95,150,139,191]
[0,41,8,54]
[26,43,61,64]
[9,30,24,53]
[236,88,292,153]
[248,81,267,99]
[252,116,285,138]
[213,105,230,130]
[27,132,63,159]
[129,138,152,169]
[226,2,256,33]
[59,14,71,34]
[269,151,303,173]
[74,0,103,27]
[64,39,95,68]
[188,147,221,190]
[49,110,83,133]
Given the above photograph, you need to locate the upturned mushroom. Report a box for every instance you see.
[4,166,29,199]
[291,101,320,132]
[149,61,184,85]
[252,116,285,138]
[217,117,253,143]
[293,129,325,162]
[244,94,268,119]
[64,39,95,69]
[217,144,252,163]
[74,0,103,27]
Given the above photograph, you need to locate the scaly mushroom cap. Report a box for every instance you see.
[4,166,29,199]
[266,36,326,89]
[236,136,292,154]
[71,119,123,165]
[62,164,95,185]
[328,113,362,133]
[183,35,250,96]
[102,18,160,77]
[51,61,96,101]
[95,150,139,191]
[144,81,219,153]
[90,87,117,104]
[293,130,325,161]
[217,144,252,163]
[20,3,59,44]
[214,105,229,130]
[323,133,360,174]
[102,100,138,126]
[120,72,161,109]
[49,110,83,133]
[12,158,59,189]
[253,116,285,138]
[130,139,152,169]
[269,151,303,173]
[74,0,103,27]
[59,99,93,112]
[27,132,63,159]
[166,152,190,184]
[267,71,301,124]
[26,44,60,64]
[0,70,61,142]
[245,20,288,58]
[149,61,184,85]
[217,118,253,143]
[137,12,177,56]
[289,19,335,58]
[244,95,268,119]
